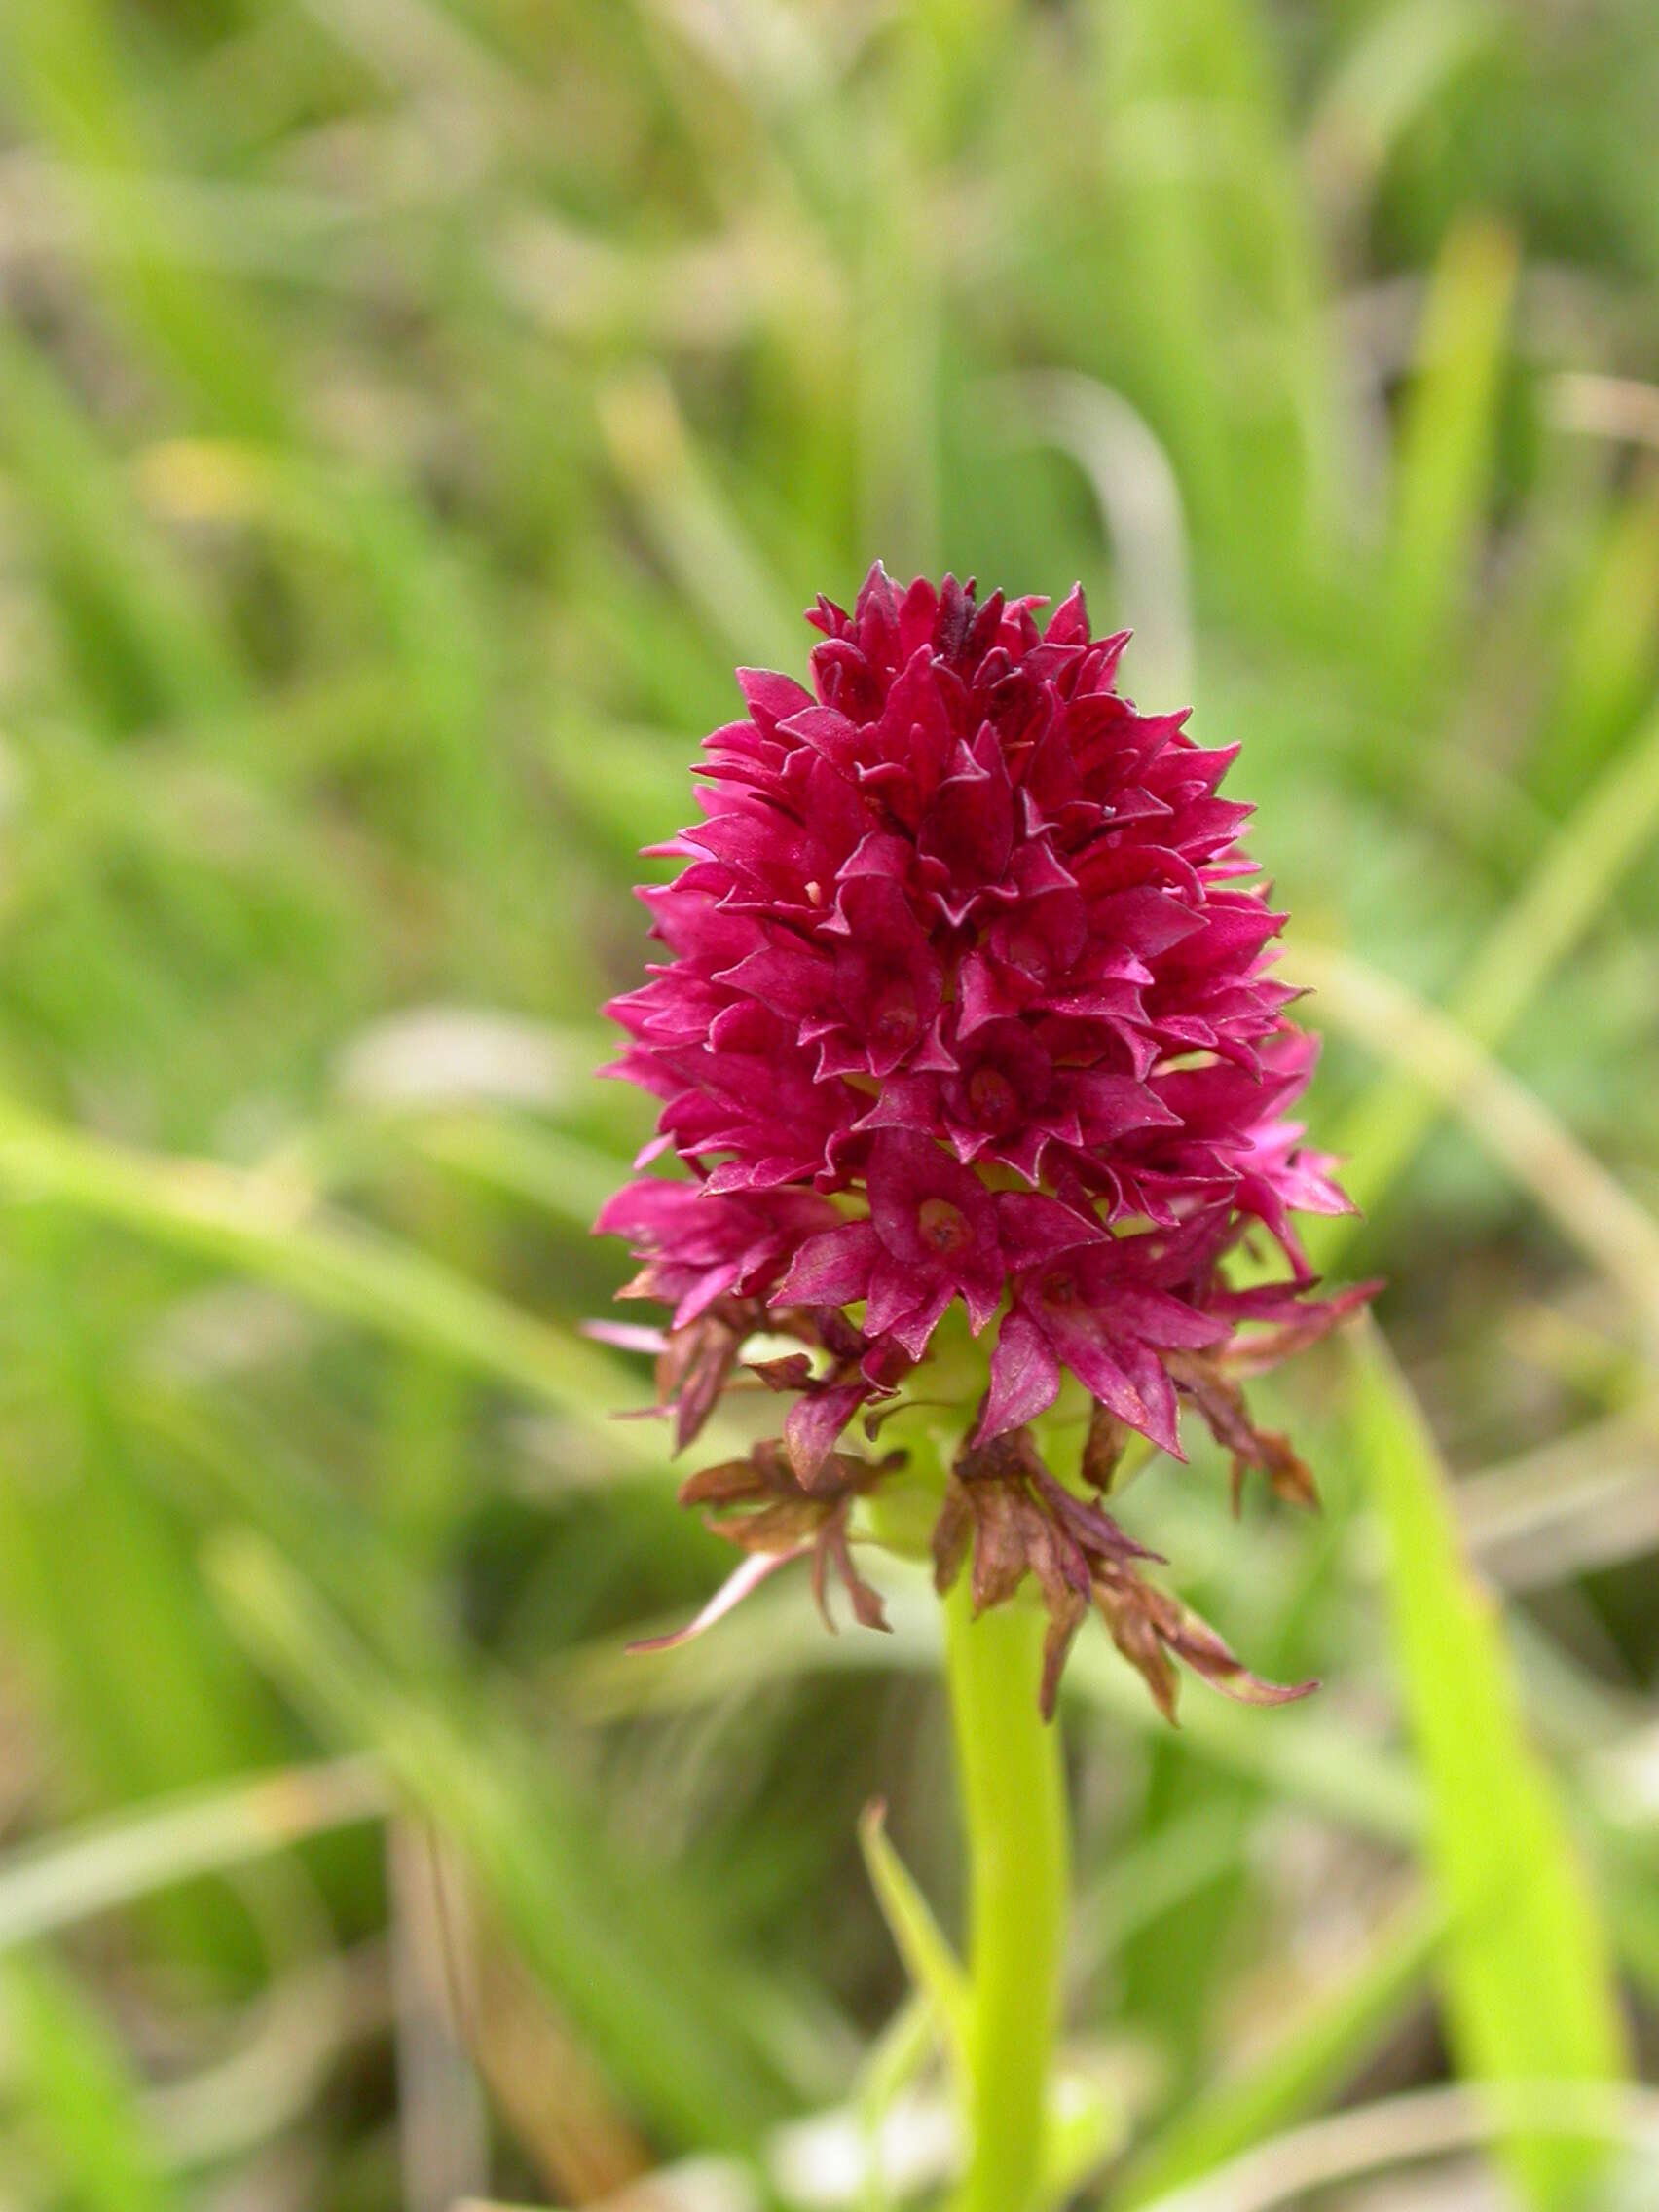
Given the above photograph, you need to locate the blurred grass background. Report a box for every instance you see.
[0,0,1655,2206]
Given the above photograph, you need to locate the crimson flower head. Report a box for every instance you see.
[596,567,1372,1716]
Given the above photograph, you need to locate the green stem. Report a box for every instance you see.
[943,1570,1069,2212]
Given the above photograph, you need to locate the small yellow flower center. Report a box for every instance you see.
[967,1065,1017,1128]
[871,981,919,1043]
[918,1197,973,1256]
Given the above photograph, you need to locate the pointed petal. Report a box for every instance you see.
[627,1547,807,1653]
[979,1309,1062,1441]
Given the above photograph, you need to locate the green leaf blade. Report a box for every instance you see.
[1352,1328,1629,2211]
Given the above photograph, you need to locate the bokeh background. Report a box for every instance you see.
[0,1,1656,2207]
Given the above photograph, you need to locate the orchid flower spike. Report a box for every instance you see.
[596,565,1373,1717]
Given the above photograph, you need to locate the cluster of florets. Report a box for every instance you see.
[597,567,1370,1715]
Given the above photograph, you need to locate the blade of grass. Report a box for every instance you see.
[0,1091,725,1475]
[1382,216,1517,672]
[404,1114,627,1235]
[1117,1892,1443,2207]
[0,318,247,726]
[1531,471,1659,812]
[857,1800,969,2080]
[206,1526,796,2150]
[849,23,940,577]
[0,0,289,437]
[141,1384,827,2109]
[0,1762,384,1955]
[1297,940,1659,1342]
[1317,693,1659,1255]
[1349,1324,1628,2212]
[1307,0,1499,230]
[1,1950,171,2212]
[134,440,523,890]
[596,366,802,667]
[1086,0,1333,602]
[1132,2080,1659,2212]
[0,1212,285,1973]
